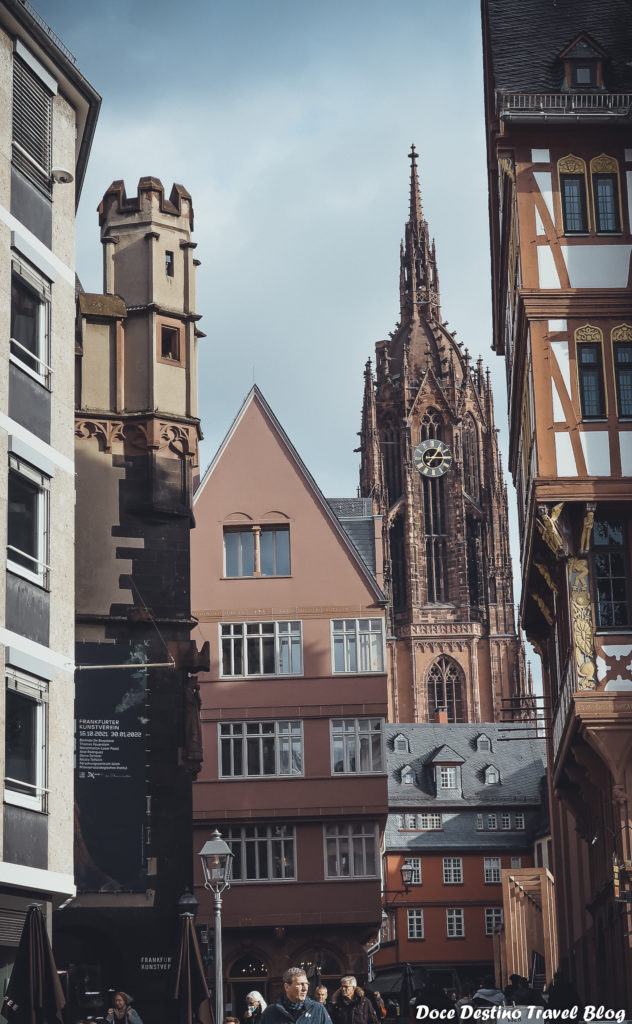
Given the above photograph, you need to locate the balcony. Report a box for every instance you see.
[498,91,632,123]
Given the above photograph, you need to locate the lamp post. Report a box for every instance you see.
[199,829,234,1024]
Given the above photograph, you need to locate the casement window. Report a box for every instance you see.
[160,325,180,361]
[485,907,504,936]
[515,813,525,831]
[614,339,632,417]
[593,174,620,233]
[4,670,48,812]
[419,812,442,830]
[7,455,50,587]
[12,54,54,196]
[487,814,498,830]
[476,814,484,831]
[165,251,174,277]
[407,909,424,939]
[224,525,290,577]
[220,621,302,677]
[406,857,422,885]
[446,908,464,938]
[324,822,378,878]
[443,857,463,884]
[10,262,51,386]
[225,824,296,882]
[560,174,588,233]
[484,857,502,884]
[219,720,303,778]
[592,517,631,629]
[485,766,500,785]
[438,766,458,790]
[501,813,511,831]
[577,342,606,419]
[331,718,384,774]
[331,618,384,673]
[511,856,522,869]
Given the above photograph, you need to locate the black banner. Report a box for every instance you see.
[75,642,148,892]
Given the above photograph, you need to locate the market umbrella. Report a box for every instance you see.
[1,904,65,1024]
[172,913,213,1024]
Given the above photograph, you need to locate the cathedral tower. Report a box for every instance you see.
[360,148,526,723]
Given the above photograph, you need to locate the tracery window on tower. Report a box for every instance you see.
[390,513,407,611]
[421,409,448,602]
[426,657,463,723]
[466,515,483,610]
[462,415,481,503]
[383,421,403,506]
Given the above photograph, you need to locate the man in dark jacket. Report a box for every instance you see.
[261,968,331,1024]
[329,978,378,1024]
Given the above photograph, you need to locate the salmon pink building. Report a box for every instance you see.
[191,387,388,1013]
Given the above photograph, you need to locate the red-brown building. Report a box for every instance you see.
[482,0,632,1010]
[191,387,388,1013]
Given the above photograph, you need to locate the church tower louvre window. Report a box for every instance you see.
[359,147,526,723]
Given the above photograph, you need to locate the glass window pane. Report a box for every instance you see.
[5,690,37,792]
[11,277,40,370]
[8,472,39,567]
[224,532,240,577]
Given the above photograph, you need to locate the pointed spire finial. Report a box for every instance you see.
[408,143,423,226]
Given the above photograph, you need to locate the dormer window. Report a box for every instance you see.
[559,34,606,92]
[485,766,500,785]
[402,764,414,786]
[476,734,491,753]
[438,766,457,789]
[394,734,410,753]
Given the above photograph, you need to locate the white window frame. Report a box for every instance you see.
[218,720,303,778]
[406,857,422,885]
[419,812,442,830]
[223,525,291,578]
[443,857,463,884]
[484,857,502,884]
[485,907,504,936]
[7,455,50,588]
[219,620,303,677]
[476,814,484,831]
[488,813,498,830]
[438,766,457,789]
[4,670,48,812]
[402,764,414,785]
[324,822,379,879]
[515,812,525,831]
[225,823,296,882]
[331,717,384,774]
[10,259,52,387]
[511,856,522,869]
[407,908,425,939]
[331,618,385,674]
[501,813,511,831]
[447,908,465,938]
[485,766,500,785]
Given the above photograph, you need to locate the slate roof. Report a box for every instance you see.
[328,498,377,577]
[384,723,547,852]
[485,0,632,94]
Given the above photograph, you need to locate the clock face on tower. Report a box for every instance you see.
[413,439,453,478]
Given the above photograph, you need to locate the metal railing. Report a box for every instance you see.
[19,0,77,64]
[10,336,53,381]
[499,91,632,115]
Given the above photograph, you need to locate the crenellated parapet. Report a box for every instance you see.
[99,177,193,229]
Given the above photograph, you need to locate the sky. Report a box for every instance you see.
[35,0,538,676]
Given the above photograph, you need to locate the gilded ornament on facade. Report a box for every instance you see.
[568,557,597,691]
[558,154,586,175]
[536,503,565,556]
[590,154,618,175]
[612,324,632,343]
[534,561,558,594]
[500,156,515,182]
[580,506,595,554]
[575,325,603,345]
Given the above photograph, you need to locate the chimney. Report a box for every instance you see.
[433,706,448,724]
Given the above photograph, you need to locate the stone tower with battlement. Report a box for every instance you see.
[360,148,527,724]
[58,178,208,1024]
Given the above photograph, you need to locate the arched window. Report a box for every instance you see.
[485,766,500,785]
[558,155,589,234]
[575,325,605,419]
[462,416,480,502]
[590,154,621,234]
[293,949,341,987]
[427,657,463,723]
[390,514,407,610]
[421,411,449,602]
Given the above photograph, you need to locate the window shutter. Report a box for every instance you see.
[12,58,53,195]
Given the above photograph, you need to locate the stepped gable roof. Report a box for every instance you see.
[328,499,377,577]
[383,722,547,852]
[485,0,632,93]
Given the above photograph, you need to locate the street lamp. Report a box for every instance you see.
[199,829,234,1024]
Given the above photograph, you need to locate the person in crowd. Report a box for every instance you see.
[106,993,142,1024]
[411,981,453,1013]
[329,977,378,1024]
[503,976,523,1005]
[261,968,331,1024]
[455,985,475,1019]
[244,992,268,1024]
[511,978,544,1008]
[315,987,334,1017]
[545,971,582,1012]
[368,992,386,1020]
[471,977,505,1007]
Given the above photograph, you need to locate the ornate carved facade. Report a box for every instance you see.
[360,148,526,723]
